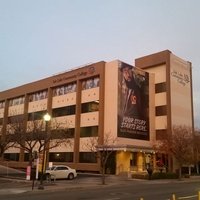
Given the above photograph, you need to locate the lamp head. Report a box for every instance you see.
[44,113,51,121]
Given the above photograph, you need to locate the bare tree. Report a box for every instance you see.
[84,133,117,185]
[0,127,16,160]
[7,118,71,166]
[193,128,200,174]
[154,125,194,179]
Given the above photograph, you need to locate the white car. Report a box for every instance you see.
[45,165,77,180]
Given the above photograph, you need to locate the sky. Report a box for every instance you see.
[0,0,200,127]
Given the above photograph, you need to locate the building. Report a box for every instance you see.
[135,50,194,172]
[0,50,194,175]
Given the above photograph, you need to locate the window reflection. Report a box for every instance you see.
[9,97,25,106]
[53,82,76,96]
[82,77,99,90]
[0,101,5,109]
[29,90,47,102]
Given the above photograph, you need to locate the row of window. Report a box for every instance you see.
[4,152,97,163]
[5,76,100,107]
[4,117,98,138]
[1,101,99,122]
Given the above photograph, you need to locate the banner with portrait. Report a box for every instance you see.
[118,62,149,140]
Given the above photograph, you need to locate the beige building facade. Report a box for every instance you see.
[0,50,194,174]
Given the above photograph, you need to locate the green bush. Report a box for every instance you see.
[131,173,148,179]
[151,172,178,179]
[131,172,178,180]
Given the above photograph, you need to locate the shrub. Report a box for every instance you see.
[151,172,178,179]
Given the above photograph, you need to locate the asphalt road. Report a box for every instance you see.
[1,176,200,200]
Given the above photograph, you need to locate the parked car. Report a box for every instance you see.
[45,165,77,180]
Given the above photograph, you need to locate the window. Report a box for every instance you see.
[80,126,98,137]
[52,105,76,117]
[4,153,19,161]
[51,128,75,139]
[0,118,3,125]
[82,77,99,90]
[28,111,47,121]
[156,105,167,116]
[81,101,99,113]
[8,114,24,124]
[9,96,25,106]
[24,153,30,162]
[49,152,73,162]
[52,82,76,96]
[79,152,97,163]
[0,101,5,109]
[155,82,166,93]
[156,129,167,140]
[29,90,47,102]
[130,152,137,167]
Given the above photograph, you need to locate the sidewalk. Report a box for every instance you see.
[0,174,200,195]
[0,174,126,195]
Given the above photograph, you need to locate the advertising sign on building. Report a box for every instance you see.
[118,62,149,140]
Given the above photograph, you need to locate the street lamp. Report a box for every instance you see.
[38,113,51,190]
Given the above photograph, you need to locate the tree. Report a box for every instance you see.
[84,133,117,185]
[0,127,15,160]
[7,118,71,166]
[193,128,200,174]
[154,125,194,179]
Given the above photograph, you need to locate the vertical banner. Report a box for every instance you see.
[26,166,31,180]
[118,62,149,140]
[38,152,46,173]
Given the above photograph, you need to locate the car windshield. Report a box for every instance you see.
[47,166,56,170]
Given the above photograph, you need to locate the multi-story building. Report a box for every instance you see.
[0,50,194,175]
[135,50,194,171]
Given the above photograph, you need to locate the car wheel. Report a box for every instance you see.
[68,173,74,180]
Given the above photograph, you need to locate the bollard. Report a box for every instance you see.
[198,191,200,200]
[172,194,176,200]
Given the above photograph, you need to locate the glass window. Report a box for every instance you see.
[0,101,5,109]
[80,126,98,137]
[156,105,167,116]
[51,128,75,139]
[52,82,77,97]
[9,96,25,106]
[79,152,97,163]
[52,105,76,117]
[81,101,99,113]
[49,152,73,162]
[82,76,99,90]
[156,129,167,140]
[4,153,19,161]
[155,82,166,93]
[28,111,47,121]
[130,152,137,167]
[8,114,24,124]
[29,90,47,102]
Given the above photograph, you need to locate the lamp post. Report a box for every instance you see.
[38,113,51,190]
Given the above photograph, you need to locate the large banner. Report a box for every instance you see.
[118,62,149,140]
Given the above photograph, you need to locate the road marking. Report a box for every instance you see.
[178,195,197,199]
